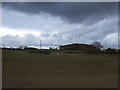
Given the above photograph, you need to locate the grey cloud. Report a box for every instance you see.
[2,9,63,30]
[2,35,21,46]
[1,16,117,48]
[2,2,118,24]
[2,34,62,47]
[1,2,118,48]
[1,31,117,49]
[0,14,118,47]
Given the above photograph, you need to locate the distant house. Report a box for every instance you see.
[59,43,98,52]
[19,46,28,49]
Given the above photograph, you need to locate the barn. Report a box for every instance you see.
[59,43,98,52]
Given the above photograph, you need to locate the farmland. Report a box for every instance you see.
[2,50,118,88]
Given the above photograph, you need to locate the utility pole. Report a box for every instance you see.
[40,39,41,50]
[1,36,5,48]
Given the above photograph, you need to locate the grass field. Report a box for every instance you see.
[2,51,118,88]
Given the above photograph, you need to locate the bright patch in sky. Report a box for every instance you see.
[0,27,41,37]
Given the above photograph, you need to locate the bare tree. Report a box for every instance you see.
[91,41,103,49]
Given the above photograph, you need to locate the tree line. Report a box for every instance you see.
[1,41,119,55]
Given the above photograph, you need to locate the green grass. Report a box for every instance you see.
[2,52,118,88]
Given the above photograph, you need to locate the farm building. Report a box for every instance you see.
[59,43,99,52]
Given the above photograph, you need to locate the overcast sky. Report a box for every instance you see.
[0,2,118,48]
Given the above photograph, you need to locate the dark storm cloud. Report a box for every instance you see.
[1,2,118,48]
[2,2,118,24]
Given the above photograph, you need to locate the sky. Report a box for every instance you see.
[0,2,118,49]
